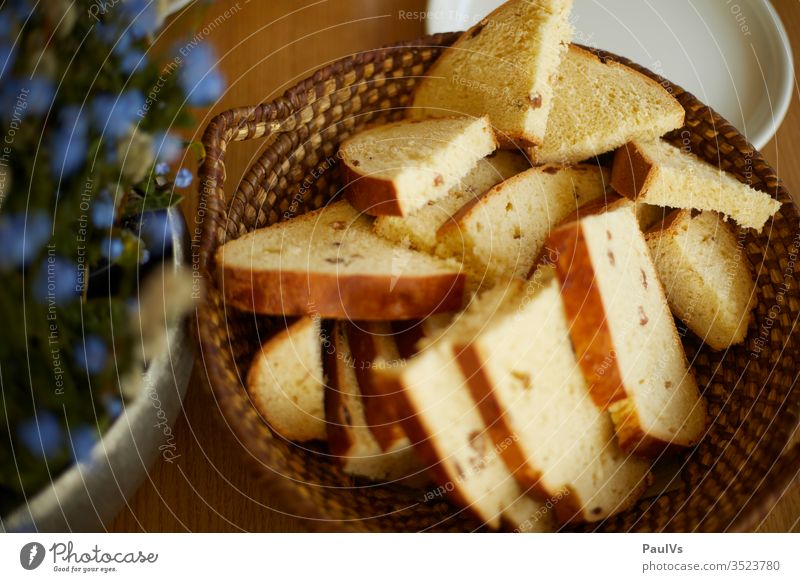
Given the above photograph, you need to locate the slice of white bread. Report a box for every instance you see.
[611,139,782,231]
[547,200,707,455]
[373,151,530,253]
[409,0,574,147]
[325,321,422,480]
[217,201,465,320]
[453,277,651,523]
[347,321,418,452]
[534,45,685,164]
[375,292,552,530]
[246,316,326,442]
[647,210,756,350]
[437,164,609,282]
[340,116,497,216]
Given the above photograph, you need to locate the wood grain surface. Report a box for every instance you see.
[109,0,800,532]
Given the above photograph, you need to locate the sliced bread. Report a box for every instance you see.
[375,291,552,529]
[216,201,465,320]
[325,321,422,480]
[611,139,782,231]
[340,116,497,216]
[647,210,756,350]
[547,200,707,454]
[373,151,530,253]
[347,321,416,452]
[453,277,651,522]
[409,0,574,147]
[246,316,326,442]
[437,164,609,282]
[534,45,685,164]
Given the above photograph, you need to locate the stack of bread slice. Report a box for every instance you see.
[217,0,783,530]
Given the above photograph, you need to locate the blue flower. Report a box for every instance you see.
[100,236,124,261]
[17,410,63,460]
[120,48,147,75]
[69,424,99,465]
[152,131,183,164]
[0,211,51,270]
[73,334,109,375]
[179,43,225,106]
[33,256,81,304]
[23,76,55,117]
[95,22,134,53]
[50,105,89,179]
[0,42,17,76]
[155,162,170,175]
[102,395,124,419]
[90,90,144,141]
[174,168,192,188]
[92,191,117,229]
[138,210,177,258]
[121,0,158,39]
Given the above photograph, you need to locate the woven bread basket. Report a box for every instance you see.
[197,33,800,532]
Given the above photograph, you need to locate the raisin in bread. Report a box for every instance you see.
[340,117,497,216]
[246,317,326,442]
[373,151,530,253]
[325,321,422,480]
[437,164,609,282]
[534,45,685,164]
[611,139,781,231]
[647,210,756,350]
[216,201,465,320]
[449,277,651,522]
[409,0,574,147]
[547,200,707,455]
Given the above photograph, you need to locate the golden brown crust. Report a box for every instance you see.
[341,163,405,216]
[324,321,356,457]
[611,141,658,200]
[608,397,701,456]
[547,221,627,409]
[219,263,465,320]
[644,208,683,236]
[346,321,408,452]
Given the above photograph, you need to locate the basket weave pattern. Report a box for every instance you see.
[197,33,800,532]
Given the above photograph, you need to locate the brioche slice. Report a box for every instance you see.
[647,210,756,350]
[217,201,465,320]
[347,321,417,452]
[611,139,781,231]
[409,0,574,147]
[534,45,685,164]
[437,164,609,282]
[340,117,497,216]
[325,321,421,480]
[547,200,707,454]
[246,317,326,442]
[376,289,552,530]
[453,278,651,522]
[373,151,530,253]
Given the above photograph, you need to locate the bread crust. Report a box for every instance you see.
[346,321,409,451]
[547,221,628,410]
[220,264,465,320]
[341,163,405,216]
[609,397,703,456]
[611,141,659,200]
[324,322,356,457]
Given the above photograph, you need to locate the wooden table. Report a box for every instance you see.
[110,0,800,532]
